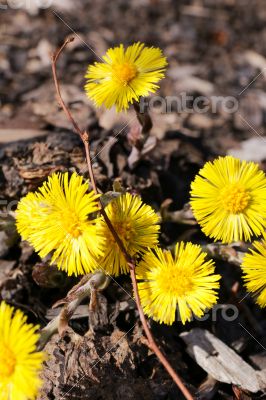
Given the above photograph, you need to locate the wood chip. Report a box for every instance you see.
[180,328,266,393]
[0,129,49,143]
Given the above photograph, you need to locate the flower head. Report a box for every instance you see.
[136,242,220,325]
[190,156,266,243]
[0,301,44,400]
[241,239,266,307]
[97,193,160,276]
[15,192,45,241]
[85,42,167,112]
[16,172,104,276]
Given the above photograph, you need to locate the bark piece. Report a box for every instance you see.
[180,328,266,393]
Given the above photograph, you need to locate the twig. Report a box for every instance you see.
[51,38,81,136]
[38,272,109,349]
[51,38,194,400]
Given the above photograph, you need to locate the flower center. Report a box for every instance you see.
[106,219,134,245]
[159,268,194,297]
[0,345,16,379]
[220,183,250,213]
[61,211,82,238]
[112,62,137,84]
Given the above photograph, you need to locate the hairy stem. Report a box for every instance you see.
[38,271,108,349]
[133,100,153,137]
[51,38,194,400]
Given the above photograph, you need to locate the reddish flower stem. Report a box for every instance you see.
[51,38,194,400]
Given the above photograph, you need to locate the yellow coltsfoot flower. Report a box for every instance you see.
[241,239,266,307]
[85,42,167,112]
[16,172,104,276]
[0,301,44,400]
[97,193,160,276]
[136,242,220,325]
[190,156,266,243]
[15,192,45,241]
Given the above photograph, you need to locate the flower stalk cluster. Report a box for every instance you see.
[49,38,194,400]
[11,37,266,400]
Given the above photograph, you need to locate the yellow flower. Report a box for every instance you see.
[85,42,167,112]
[16,172,104,276]
[0,301,44,400]
[136,242,220,325]
[15,192,45,241]
[190,156,266,243]
[97,193,160,276]
[241,239,266,307]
